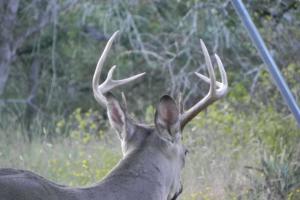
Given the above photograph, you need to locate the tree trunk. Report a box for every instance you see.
[24,56,41,141]
[0,0,19,95]
[0,45,14,95]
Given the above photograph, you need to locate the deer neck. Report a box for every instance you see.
[97,139,171,198]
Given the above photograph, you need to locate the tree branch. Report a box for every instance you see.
[14,0,79,50]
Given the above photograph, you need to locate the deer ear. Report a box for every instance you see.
[155,95,180,141]
[106,92,130,140]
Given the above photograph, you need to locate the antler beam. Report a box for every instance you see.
[92,31,146,107]
[180,40,228,129]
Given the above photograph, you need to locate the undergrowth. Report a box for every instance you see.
[0,103,299,200]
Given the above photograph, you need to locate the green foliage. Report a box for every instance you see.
[0,0,299,199]
[190,101,298,153]
[245,146,300,200]
[180,100,299,199]
[1,0,299,137]
[55,108,107,138]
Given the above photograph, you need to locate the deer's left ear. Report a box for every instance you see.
[106,92,133,141]
[155,95,180,141]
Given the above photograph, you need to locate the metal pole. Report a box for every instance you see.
[231,0,300,126]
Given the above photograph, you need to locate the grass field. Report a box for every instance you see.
[0,105,299,199]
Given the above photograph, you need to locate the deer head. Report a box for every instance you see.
[92,31,228,200]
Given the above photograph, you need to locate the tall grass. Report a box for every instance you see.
[0,104,299,199]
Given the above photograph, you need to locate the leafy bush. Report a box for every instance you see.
[244,145,300,200]
[179,100,299,199]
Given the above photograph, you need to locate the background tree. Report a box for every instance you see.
[0,0,299,136]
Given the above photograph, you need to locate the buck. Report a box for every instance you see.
[0,31,228,200]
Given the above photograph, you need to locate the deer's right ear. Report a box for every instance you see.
[106,92,132,140]
[155,95,180,142]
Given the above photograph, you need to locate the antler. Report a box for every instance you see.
[180,39,228,129]
[92,31,146,107]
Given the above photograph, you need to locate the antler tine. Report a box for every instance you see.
[215,53,228,96]
[200,39,217,96]
[92,31,118,107]
[194,54,228,94]
[92,31,146,107]
[180,40,228,129]
[194,72,223,88]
